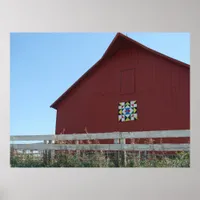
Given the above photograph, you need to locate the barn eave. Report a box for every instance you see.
[50,32,190,110]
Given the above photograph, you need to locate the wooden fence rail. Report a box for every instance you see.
[10,130,190,141]
[10,143,190,151]
[10,130,190,152]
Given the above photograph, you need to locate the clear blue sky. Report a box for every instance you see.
[10,32,190,136]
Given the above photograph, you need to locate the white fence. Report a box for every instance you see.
[10,130,190,152]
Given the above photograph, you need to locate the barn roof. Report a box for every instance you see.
[50,32,190,109]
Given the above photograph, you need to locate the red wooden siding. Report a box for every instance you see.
[120,68,135,94]
[55,45,189,138]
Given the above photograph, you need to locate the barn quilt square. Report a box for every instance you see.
[118,101,137,122]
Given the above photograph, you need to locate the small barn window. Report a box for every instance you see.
[120,68,135,94]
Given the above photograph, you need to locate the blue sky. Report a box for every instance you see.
[10,32,190,136]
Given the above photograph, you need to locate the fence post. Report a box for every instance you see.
[120,138,127,167]
[43,140,48,165]
[144,151,147,160]
[49,140,55,162]
[114,138,120,167]
[105,151,109,167]
[75,140,80,156]
[30,150,33,158]
[138,151,141,165]
[22,150,26,160]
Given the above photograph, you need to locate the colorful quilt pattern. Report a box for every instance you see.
[118,101,137,122]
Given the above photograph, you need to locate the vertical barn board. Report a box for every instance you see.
[120,68,135,94]
[178,67,190,129]
[171,65,180,109]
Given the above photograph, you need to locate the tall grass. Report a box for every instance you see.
[10,135,190,168]
[10,148,190,168]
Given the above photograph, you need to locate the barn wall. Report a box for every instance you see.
[55,44,190,142]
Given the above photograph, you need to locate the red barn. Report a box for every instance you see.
[50,33,190,144]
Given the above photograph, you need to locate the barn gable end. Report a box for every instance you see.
[50,33,189,110]
[52,34,190,135]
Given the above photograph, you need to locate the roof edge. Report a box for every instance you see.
[50,32,190,109]
[50,33,121,109]
[50,57,104,109]
[116,33,190,68]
